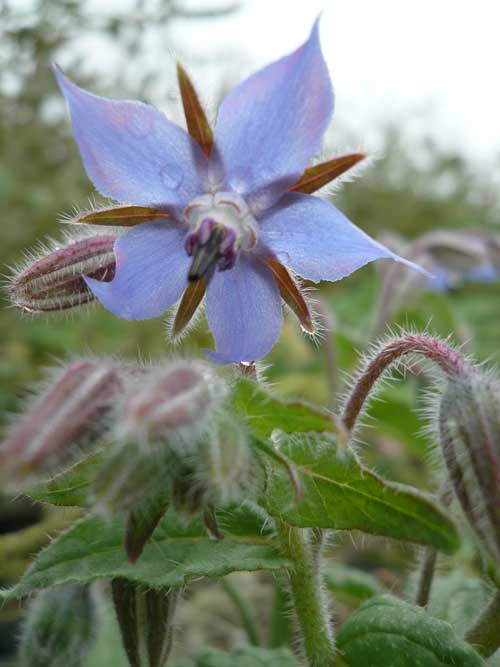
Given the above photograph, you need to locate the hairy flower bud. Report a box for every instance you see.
[18,584,96,667]
[119,360,226,447]
[438,370,500,565]
[8,234,116,313]
[172,414,254,515]
[91,442,172,516]
[0,359,122,491]
[112,579,179,667]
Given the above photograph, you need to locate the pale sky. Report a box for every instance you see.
[77,0,500,168]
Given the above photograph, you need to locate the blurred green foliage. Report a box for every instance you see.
[1,1,500,662]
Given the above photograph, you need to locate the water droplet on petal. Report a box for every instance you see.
[228,166,254,194]
[127,109,157,139]
[160,162,184,190]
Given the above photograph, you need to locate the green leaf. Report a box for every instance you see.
[337,595,485,667]
[27,452,104,507]
[2,504,286,601]
[178,646,299,667]
[426,572,489,637]
[323,563,384,605]
[266,434,460,552]
[232,379,337,440]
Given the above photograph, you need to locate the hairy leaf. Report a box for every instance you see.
[232,379,337,440]
[337,595,485,666]
[323,563,384,605]
[27,452,104,507]
[177,646,299,667]
[2,505,285,600]
[266,434,459,552]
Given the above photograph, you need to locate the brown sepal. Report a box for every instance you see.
[288,153,367,195]
[177,63,214,157]
[172,277,206,339]
[265,257,315,333]
[73,206,170,227]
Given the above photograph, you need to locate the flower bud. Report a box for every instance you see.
[8,234,116,313]
[172,414,254,515]
[0,359,122,491]
[112,579,179,667]
[119,360,226,448]
[18,584,96,667]
[91,442,172,516]
[438,370,500,564]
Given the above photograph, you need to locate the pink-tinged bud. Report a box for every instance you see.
[438,370,500,566]
[119,360,226,446]
[0,360,122,491]
[8,234,116,313]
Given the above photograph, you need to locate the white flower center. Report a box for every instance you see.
[183,192,258,251]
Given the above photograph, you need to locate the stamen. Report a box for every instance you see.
[186,220,239,282]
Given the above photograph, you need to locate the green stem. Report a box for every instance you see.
[277,521,335,667]
[465,588,500,658]
[414,548,437,607]
[220,578,260,647]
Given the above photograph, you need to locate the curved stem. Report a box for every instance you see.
[342,333,466,433]
[277,521,335,667]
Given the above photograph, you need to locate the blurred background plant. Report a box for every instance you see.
[1,1,500,665]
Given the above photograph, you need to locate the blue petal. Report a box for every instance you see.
[259,193,424,283]
[85,222,189,320]
[205,255,283,363]
[54,67,206,209]
[213,20,333,212]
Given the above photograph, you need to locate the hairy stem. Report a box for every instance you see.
[414,549,437,607]
[415,485,452,607]
[277,521,334,667]
[342,333,466,433]
[466,589,500,657]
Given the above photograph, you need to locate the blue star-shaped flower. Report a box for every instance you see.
[55,21,420,363]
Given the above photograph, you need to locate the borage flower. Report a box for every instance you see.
[55,21,420,363]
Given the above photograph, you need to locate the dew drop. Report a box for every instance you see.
[159,162,184,190]
[228,166,254,194]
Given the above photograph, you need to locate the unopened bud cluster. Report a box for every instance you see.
[17,584,96,667]
[438,369,500,565]
[8,234,116,313]
[119,360,226,446]
[94,360,255,517]
[0,359,121,491]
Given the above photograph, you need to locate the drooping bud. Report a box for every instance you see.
[438,370,500,566]
[0,359,122,491]
[112,579,180,667]
[8,234,116,313]
[17,584,97,667]
[118,360,227,448]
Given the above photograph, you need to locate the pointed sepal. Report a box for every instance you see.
[177,63,214,157]
[288,153,366,194]
[264,258,315,333]
[171,277,206,339]
[71,206,170,227]
[125,491,170,563]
